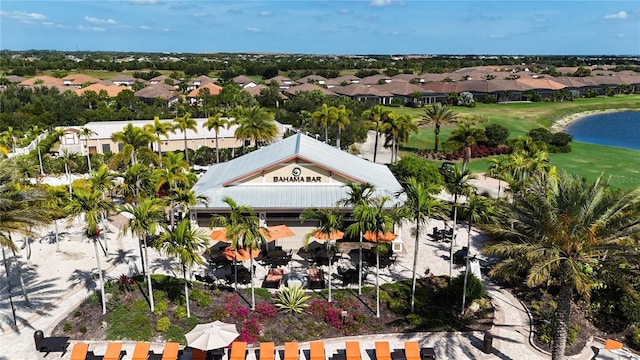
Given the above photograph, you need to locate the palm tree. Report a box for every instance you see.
[458,192,500,315]
[204,112,229,163]
[173,112,198,163]
[420,103,457,153]
[301,207,343,303]
[485,172,640,360]
[111,123,156,165]
[144,116,173,158]
[400,177,447,313]
[486,157,508,199]
[383,113,418,164]
[64,189,115,315]
[119,197,166,312]
[79,126,97,173]
[233,105,278,149]
[60,149,76,196]
[340,181,375,295]
[90,164,115,251]
[153,152,190,196]
[167,188,206,229]
[445,120,488,170]
[335,105,351,149]
[210,197,264,309]
[361,105,393,163]
[349,196,404,318]
[311,103,338,143]
[157,219,208,318]
[120,163,152,204]
[443,165,476,280]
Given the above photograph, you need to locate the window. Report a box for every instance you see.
[102,144,110,153]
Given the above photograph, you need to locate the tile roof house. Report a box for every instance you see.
[19,75,63,86]
[374,82,437,105]
[61,74,101,88]
[324,75,360,88]
[187,82,224,105]
[134,83,179,106]
[297,75,328,85]
[265,76,297,90]
[331,84,393,104]
[74,83,128,98]
[186,75,215,91]
[147,75,182,86]
[4,75,26,84]
[109,75,137,86]
[232,75,258,89]
[283,83,338,97]
[359,74,392,85]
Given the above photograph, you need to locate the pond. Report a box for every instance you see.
[565,111,640,150]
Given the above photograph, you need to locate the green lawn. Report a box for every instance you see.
[398,95,640,190]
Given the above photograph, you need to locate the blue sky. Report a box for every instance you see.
[1,1,639,55]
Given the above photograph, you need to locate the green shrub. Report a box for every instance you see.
[63,323,72,332]
[567,323,580,346]
[165,325,186,344]
[190,288,212,307]
[153,290,167,302]
[450,273,485,305]
[154,300,169,316]
[628,327,640,350]
[174,305,187,319]
[252,287,272,300]
[156,317,171,332]
[276,286,311,314]
[406,313,423,326]
[73,311,82,317]
[79,326,87,334]
[211,305,229,321]
[389,298,406,314]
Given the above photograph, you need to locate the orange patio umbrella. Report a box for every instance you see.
[604,339,624,350]
[209,229,230,242]
[311,229,345,241]
[222,246,260,261]
[363,231,397,243]
[260,224,296,242]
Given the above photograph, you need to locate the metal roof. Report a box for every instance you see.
[192,133,404,210]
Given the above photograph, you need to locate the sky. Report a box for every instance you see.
[1,0,639,55]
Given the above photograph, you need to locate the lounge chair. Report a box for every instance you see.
[103,342,125,360]
[404,342,420,360]
[131,342,151,360]
[230,342,248,360]
[375,342,391,360]
[308,268,324,289]
[70,343,89,360]
[264,268,284,288]
[259,342,275,360]
[345,342,361,360]
[309,341,325,360]
[191,348,207,360]
[284,342,299,360]
[160,342,181,360]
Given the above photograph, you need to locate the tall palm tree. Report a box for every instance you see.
[350,196,404,318]
[79,126,97,173]
[60,149,76,197]
[90,164,115,251]
[383,113,418,164]
[340,180,375,295]
[173,112,198,164]
[420,103,457,153]
[445,120,488,170]
[119,197,166,313]
[458,193,500,314]
[400,177,447,313]
[204,112,229,163]
[311,103,338,143]
[64,189,115,315]
[335,105,351,149]
[443,165,476,280]
[167,188,206,229]
[233,105,278,149]
[485,172,640,360]
[157,219,208,318]
[111,123,156,165]
[486,157,508,199]
[152,152,190,195]
[120,163,152,204]
[144,116,173,158]
[361,105,393,163]
[210,197,265,309]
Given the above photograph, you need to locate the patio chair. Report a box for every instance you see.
[264,268,284,288]
[308,268,324,289]
[103,342,125,360]
[259,342,275,360]
[309,341,325,360]
[345,341,361,360]
[70,343,89,360]
[283,342,299,360]
[404,342,420,360]
[374,342,391,360]
[131,342,151,360]
[160,342,181,360]
[230,342,247,360]
[191,348,207,360]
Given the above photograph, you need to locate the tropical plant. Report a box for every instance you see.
[64,189,115,314]
[361,105,393,163]
[420,103,457,153]
[156,219,208,317]
[173,112,198,164]
[445,120,488,170]
[335,105,351,149]
[144,116,173,158]
[275,285,311,314]
[311,103,338,144]
[120,163,153,203]
[110,123,156,166]
[443,165,476,279]
[118,197,167,312]
[204,112,229,163]
[382,113,418,164]
[232,105,278,149]
[485,172,640,360]
[79,126,97,172]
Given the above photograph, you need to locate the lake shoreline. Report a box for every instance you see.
[550,108,634,132]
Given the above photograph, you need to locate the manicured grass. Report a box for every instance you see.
[397,95,640,190]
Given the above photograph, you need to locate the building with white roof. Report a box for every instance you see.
[190,133,405,232]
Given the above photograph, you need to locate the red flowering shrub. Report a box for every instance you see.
[238,318,261,344]
[224,293,249,318]
[255,302,278,320]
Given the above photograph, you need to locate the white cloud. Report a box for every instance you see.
[1,10,47,22]
[140,25,152,30]
[370,0,392,7]
[259,11,271,16]
[129,0,158,4]
[489,34,505,39]
[77,25,106,32]
[246,27,262,32]
[604,11,628,20]
[84,16,116,25]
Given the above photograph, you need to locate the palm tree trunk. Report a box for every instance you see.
[183,133,189,163]
[2,247,18,325]
[157,141,162,158]
[93,236,107,315]
[250,253,255,310]
[460,222,472,315]
[324,126,328,144]
[358,231,362,295]
[143,236,155,312]
[65,163,72,196]
[373,125,380,163]
[327,242,332,303]
[434,125,440,152]
[411,220,420,313]
[183,263,191,318]
[449,199,458,280]
[552,284,572,360]
[215,133,220,163]
[337,128,342,149]
[375,246,380,318]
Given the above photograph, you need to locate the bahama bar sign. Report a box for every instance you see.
[272,166,323,183]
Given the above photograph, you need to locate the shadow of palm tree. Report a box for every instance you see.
[109,249,137,267]
[68,269,98,292]
[150,258,178,277]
